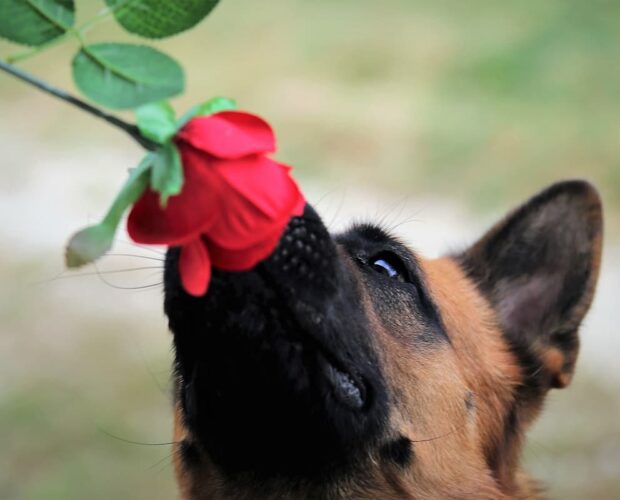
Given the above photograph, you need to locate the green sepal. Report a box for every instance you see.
[177,96,236,129]
[65,156,152,268]
[151,142,183,207]
[136,101,177,144]
[71,43,184,109]
[0,0,74,47]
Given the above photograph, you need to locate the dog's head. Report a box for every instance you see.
[164,180,602,499]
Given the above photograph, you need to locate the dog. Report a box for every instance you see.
[163,180,602,499]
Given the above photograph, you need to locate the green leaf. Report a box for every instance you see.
[136,101,177,144]
[177,96,236,128]
[0,0,74,46]
[65,156,152,267]
[72,43,184,109]
[105,0,220,39]
[151,142,183,207]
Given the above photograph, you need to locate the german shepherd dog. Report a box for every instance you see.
[164,180,602,499]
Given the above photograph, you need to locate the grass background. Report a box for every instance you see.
[1,0,619,498]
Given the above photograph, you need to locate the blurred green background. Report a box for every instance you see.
[1,0,619,498]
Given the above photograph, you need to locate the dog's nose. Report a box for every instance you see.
[265,204,339,294]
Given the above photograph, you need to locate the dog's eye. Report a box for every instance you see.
[370,254,407,283]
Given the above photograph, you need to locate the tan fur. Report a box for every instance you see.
[416,258,527,497]
[352,257,527,499]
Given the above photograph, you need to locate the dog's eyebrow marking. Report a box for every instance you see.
[380,435,413,468]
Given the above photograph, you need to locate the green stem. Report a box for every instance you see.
[0,60,158,151]
[102,154,153,228]
[7,31,71,63]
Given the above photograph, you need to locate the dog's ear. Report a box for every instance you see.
[459,180,603,393]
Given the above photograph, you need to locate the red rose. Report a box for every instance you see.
[127,111,305,296]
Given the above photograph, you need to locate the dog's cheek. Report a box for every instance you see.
[373,336,497,494]
[359,288,475,460]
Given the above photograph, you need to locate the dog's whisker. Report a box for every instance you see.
[410,422,466,444]
[527,364,546,379]
[97,280,163,290]
[98,427,179,447]
[375,194,411,229]
[103,253,165,262]
[136,345,170,397]
[29,270,73,286]
[326,186,348,230]
[312,186,347,210]
[386,214,423,233]
[381,204,425,234]
[116,238,167,256]
[147,451,175,472]
[91,261,163,290]
[143,270,164,279]
[43,266,163,282]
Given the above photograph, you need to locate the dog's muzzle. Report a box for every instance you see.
[164,203,388,477]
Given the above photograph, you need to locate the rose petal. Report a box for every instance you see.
[177,111,275,159]
[208,225,284,271]
[292,194,306,217]
[128,146,223,245]
[179,239,212,296]
[207,156,305,249]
